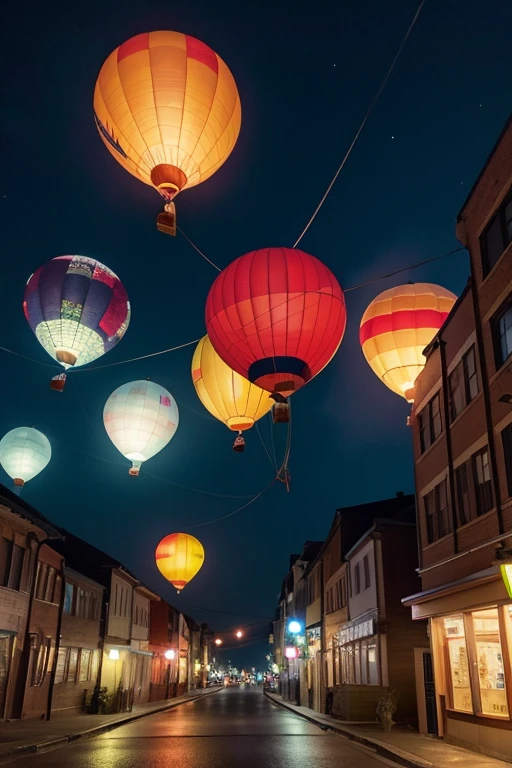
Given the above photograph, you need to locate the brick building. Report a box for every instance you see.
[404,115,512,761]
[0,485,61,720]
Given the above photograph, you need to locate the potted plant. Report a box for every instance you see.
[376,688,398,731]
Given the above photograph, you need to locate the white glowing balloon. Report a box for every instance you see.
[103,380,179,475]
[0,427,52,490]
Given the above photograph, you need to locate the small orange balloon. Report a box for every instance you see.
[155,533,205,593]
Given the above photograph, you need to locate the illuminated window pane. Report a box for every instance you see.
[443,615,472,712]
[472,608,508,718]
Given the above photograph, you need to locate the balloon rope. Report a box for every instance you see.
[189,405,293,527]
[292,0,428,248]
[178,226,222,271]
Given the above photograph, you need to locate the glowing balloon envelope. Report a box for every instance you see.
[94,31,241,234]
[205,248,347,397]
[0,428,51,492]
[24,255,130,391]
[359,283,457,401]
[103,380,179,475]
[155,533,205,593]
[191,335,273,451]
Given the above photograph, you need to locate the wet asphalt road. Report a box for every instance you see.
[15,687,396,768]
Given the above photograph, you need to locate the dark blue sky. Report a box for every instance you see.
[2,0,511,668]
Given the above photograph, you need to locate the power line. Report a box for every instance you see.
[343,246,465,293]
[293,0,427,247]
[69,338,199,372]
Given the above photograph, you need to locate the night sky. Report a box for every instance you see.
[2,0,511,669]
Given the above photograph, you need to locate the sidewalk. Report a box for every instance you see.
[265,692,511,768]
[0,686,222,762]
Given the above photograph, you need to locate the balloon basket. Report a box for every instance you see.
[157,203,176,236]
[129,466,140,477]
[272,403,290,424]
[232,434,245,453]
[50,373,67,392]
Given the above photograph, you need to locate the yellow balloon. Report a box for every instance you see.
[192,335,273,432]
[155,533,205,593]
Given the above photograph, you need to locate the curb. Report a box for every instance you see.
[0,687,223,764]
[264,691,433,768]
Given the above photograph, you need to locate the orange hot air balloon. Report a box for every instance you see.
[155,533,205,593]
[93,31,241,235]
[359,283,457,402]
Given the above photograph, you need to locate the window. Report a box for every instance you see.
[35,564,58,603]
[442,615,472,712]
[339,638,379,686]
[473,447,494,515]
[7,545,24,591]
[79,649,92,682]
[492,301,512,369]
[67,649,78,682]
[418,393,442,453]
[473,608,508,717]
[455,463,470,526]
[35,563,48,600]
[31,638,51,687]
[90,650,99,683]
[502,423,512,498]
[449,346,478,420]
[424,479,451,544]
[363,555,370,590]
[54,648,68,683]
[480,189,512,276]
[354,563,361,594]
[438,608,510,718]
[64,583,74,614]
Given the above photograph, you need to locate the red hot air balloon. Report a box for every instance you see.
[205,248,347,397]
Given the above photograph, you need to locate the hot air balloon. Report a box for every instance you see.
[0,428,51,494]
[103,380,179,475]
[94,31,242,235]
[24,255,130,391]
[155,533,205,593]
[359,283,457,402]
[205,248,347,398]
[191,335,273,452]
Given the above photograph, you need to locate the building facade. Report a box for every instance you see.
[404,116,512,761]
[335,521,428,723]
[0,487,62,720]
[50,567,104,713]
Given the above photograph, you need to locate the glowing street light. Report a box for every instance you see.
[285,646,299,659]
[164,649,175,660]
[236,630,243,639]
[215,638,223,646]
[288,620,302,634]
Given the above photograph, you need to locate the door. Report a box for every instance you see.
[423,651,438,735]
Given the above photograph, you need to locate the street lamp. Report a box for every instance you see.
[164,649,175,660]
[236,630,243,639]
[288,620,302,634]
[215,638,223,646]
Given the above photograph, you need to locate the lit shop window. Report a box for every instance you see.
[443,615,472,713]
[472,608,508,718]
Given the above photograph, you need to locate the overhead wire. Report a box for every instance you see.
[68,338,200,372]
[343,246,466,293]
[292,0,428,248]
[178,226,222,271]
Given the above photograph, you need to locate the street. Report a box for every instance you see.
[12,687,396,768]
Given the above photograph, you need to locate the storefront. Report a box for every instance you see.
[305,626,322,711]
[406,567,512,762]
[336,617,380,686]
